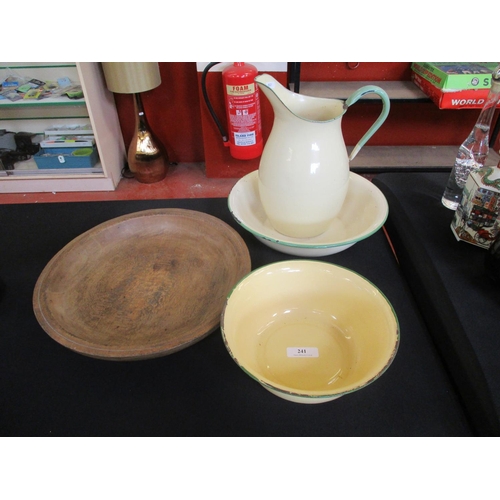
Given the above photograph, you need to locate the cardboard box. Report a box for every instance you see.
[411,62,498,91]
[451,166,500,249]
[412,73,496,109]
[34,147,99,169]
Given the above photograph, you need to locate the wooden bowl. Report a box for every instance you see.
[33,209,251,360]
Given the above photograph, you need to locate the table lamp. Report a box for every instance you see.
[101,62,168,184]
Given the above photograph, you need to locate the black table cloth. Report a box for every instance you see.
[0,197,472,436]
[373,172,500,437]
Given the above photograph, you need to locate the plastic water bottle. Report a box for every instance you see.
[442,65,500,210]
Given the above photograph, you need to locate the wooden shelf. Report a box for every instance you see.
[297,80,429,101]
[0,97,86,109]
[0,104,89,121]
[349,145,500,171]
[0,163,104,178]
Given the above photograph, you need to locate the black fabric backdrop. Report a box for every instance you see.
[374,172,500,437]
[0,196,472,436]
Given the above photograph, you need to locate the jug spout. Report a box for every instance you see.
[255,73,347,123]
[254,74,294,119]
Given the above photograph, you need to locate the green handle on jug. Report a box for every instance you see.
[344,86,390,161]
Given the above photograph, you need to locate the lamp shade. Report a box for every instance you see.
[101,62,161,94]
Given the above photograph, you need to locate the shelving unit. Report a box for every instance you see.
[294,80,500,171]
[0,62,126,193]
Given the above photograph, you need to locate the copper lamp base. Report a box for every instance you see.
[128,93,168,184]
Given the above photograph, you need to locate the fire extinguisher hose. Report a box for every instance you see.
[201,62,229,144]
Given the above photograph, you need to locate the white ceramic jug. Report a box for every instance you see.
[255,74,390,238]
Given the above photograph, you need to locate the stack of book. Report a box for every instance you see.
[411,62,499,109]
[40,125,95,148]
[40,136,95,148]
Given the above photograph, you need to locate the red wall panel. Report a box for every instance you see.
[342,101,484,146]
[110,62,500,174]
[299,62,414,81]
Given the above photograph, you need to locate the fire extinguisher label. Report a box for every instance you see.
[226,85,260,147]
[226,83,256,96]
[234,131,256,146]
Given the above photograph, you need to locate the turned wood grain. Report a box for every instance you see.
[33,209,251,360]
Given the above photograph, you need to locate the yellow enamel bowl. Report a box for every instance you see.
[221,260,399,404]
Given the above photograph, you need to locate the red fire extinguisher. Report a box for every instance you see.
[202,62,263,160]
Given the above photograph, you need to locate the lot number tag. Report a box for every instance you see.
[287,347,319,358]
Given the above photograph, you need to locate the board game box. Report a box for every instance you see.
[411,62,498,91]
